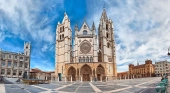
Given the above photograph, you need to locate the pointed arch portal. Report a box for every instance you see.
[80,64,92,81]
[96,64,105,81]
[68,66,76,81]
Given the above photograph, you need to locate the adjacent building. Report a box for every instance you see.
[117,71,129,79]
[155,60,170,77]
[0,42,31,78]
[55,8,117,81]
[29,68,55,80]
[129,59,155,78]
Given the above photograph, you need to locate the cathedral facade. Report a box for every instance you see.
[55,9,117,81]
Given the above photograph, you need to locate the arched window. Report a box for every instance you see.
[79,57,81,62]
[83,30,87,35]
[7,69,11,75]
[83,57,85,62]
[106,24,108,30]
[84,25,87,29]
[106,33,109,38]
[90,57,93,62]
[1,69,5,75]
[60,35,61,40]
[86,57,89,62]
[107,43,110,48]
[62,34,64,38]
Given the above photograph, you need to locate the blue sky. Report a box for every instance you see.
[0,0,170,72]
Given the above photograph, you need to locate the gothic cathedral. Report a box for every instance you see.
[55,8,117,81]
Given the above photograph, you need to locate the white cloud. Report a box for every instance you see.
[0,0,63,43]
[88,0,170,72]
[41,44,48,52]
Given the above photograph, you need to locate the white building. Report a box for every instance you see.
[0,42,31,78]
[155,60,170,77]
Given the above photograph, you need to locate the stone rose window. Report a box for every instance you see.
[80,42,91,54]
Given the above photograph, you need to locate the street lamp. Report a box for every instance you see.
[168,48,170,56]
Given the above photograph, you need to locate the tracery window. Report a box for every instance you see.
[86,57,89,62]
[79,57,81,62]
[84,25,87,29]
[83,30,87,35]
[90,57,93,62]
[83,57,85,62]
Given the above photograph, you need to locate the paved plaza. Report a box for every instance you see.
[0,77,170,93]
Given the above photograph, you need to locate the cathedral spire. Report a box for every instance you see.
[92,21,96,30]
[101,6,108,20]
[74,22,78,31]
[62,12,68,23]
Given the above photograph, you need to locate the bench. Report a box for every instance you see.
[155,78,168,93]
[22,79,50,85]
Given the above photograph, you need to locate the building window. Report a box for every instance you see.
[8,61,11,67]
[1,61,5,66]
[90,57,93,62]
[20,57,23,61]
[15,56,17,59]
[19,71,22,76]
[83,57,85,62]
[60,26,64,32]
[26,58,29,61]
[9,55,11,58]
[84,25,87,29]
[25,63,28,68]
[79,57,81,62]
[14,62,17,67]
[13,70,17,75]
[107,43,110,48]
[1,69,5,75]
[19,62,23,67]
[106,24,108,30]
[62,34,64,39]
[60,35,61,40]
[7,69,11,75]
[106,33,109,38]
[83,30,87,35]
[86,57,89,62]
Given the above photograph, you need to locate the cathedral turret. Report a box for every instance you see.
[75,23,78,35]
[55,12,72,80]
[98,8,117,77]
[92,21,95,30]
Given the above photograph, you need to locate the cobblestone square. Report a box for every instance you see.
[1,77,170,93]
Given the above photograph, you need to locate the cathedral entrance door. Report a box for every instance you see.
[80,64,92,81]
[83,74,90,81]
[68,66,76,81]
[97,74,101,81]
[96,65,105,81]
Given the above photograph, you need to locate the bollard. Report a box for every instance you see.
[58,77,59,82]
[71,76,72,82]
[91,76,92,82]
[65,77,66,82]
[81,76,82,82]
[101,77,102,82]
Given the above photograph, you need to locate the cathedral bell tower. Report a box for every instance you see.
[55,12,72,80]
[98,8,117,76]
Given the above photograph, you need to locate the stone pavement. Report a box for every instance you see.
[0,77,166,93]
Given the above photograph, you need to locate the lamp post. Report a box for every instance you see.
[168,48,170,56]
